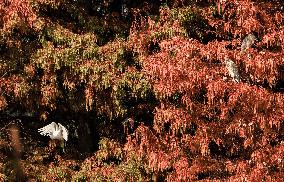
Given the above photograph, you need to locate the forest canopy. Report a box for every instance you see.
[0,0,284,181]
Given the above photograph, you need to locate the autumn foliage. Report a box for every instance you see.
[1,0,284,181]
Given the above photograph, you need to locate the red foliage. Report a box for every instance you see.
[121,1,284,180]
[0,0,36,29]
[1,0,284,181]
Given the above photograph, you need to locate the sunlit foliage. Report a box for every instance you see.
[1,0,284,181]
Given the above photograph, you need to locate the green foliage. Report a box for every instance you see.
[96,138,123,163]
[1,0,284,181]
[170,7,209,40]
